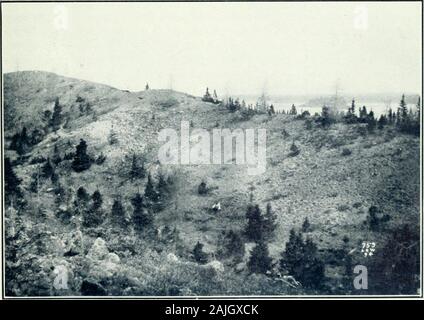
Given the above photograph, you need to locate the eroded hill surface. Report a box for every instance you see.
[3,71,420,296]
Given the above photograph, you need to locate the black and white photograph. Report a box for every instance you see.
[1,1,422,299]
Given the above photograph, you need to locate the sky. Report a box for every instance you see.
[2,2,422,96]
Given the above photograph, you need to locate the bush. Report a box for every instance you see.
[367,206,380,231]
[302,217,311,232]
[198,181,207,195]
[305,119,313,130]
[95,153,107,165]
[341,148,352,156]
[30,156,47,164]
[157,97,179,108]
[288,142,300,157]
[337,204,350,212]
[193,242,208,264]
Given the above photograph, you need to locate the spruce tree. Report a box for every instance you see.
[248,240,273,274]
[388,108,394,124]
[367,110,376,132]
[280,229,304,278]
[245,204,265,242]
[289,141,300,157]
[400,94,408,124]
[111,198,126,227]
[29,167,41,194]
[41,158,54,178]
[198,181,207,195]
[13,127,31,155]
[263,203,277,240]
[417,96,420,122]
[320,106,332,127]
[144,173,159,203]
[359,106,368,123]
[5,158,22,204]
[108,125,119,145]
[371,224,419,294]
[280,229,325,288]
[50,97,62,132]
[193,241,208,264]
[132,193,152,232]
[129,154,145,180]
[157,171,168,194]
[83,190,104,227]
[302,217,311,232]
[52,144,62,165]
[378,115,388,129]
[300,237,325,288]
[72,139,91,172]
[50,169,59,185]
[74,186,90,217]
[223,230,245,260]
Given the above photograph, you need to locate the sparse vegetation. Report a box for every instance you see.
[3,72,419,296]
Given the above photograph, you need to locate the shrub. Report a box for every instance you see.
[341,148,352,156]
[30,156,47,164]
[157,97,179,108]
[95,153,106,165]
[198,181,208,195]
[337,204,350,212]
[288,142,300,157]
[193,242,208,264]
[367,206,380,231]
[302,217,311,232]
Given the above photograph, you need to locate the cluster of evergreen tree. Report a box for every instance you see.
[245,203,278,274]
[10,127,32,155]
[396,95,420,135]
[202,88,220,104]
[73,187,103,227]
[225,97,243,112]
[341,95,420,135]
[370,224,419,294]
[50,97,63,132]
[66,185,156,231]
[108,125,119,145]
[4,158,23,206]
[131,193,153,233]
[9,98,65,157]
[244,203,325,289]
[220,230,245,261]
[129,154,146,180]
[280,228,325,289]
[245,203,277,243]
[193,241,208,264]
[318,105,334,128]
[71,139,92,172]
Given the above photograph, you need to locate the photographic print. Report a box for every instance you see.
[1,1,422,298]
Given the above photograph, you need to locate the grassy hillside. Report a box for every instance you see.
[3,71,420,296]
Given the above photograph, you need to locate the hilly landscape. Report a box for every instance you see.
[3,71,421,296]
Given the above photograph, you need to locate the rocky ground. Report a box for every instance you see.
[3,71,420,296]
